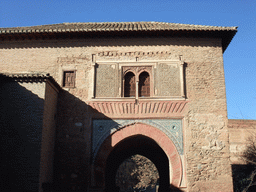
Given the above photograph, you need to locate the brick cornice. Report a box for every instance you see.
[89,100,188,118]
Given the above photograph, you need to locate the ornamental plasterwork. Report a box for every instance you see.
[96,51,181,61]
[122,66,152,75]
[97,51,172,57]
[92,119,183,162]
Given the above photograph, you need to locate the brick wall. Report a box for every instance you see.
[228,119,256,164]
[0,81,45,192]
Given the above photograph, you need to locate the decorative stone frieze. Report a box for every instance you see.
[89,100,188,118]
[97,51,172,57]
[122,66,152,75]
[57,54,89,64]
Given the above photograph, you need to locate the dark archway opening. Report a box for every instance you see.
[105,135,170,192]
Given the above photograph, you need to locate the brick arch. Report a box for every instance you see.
[93,122,182,189]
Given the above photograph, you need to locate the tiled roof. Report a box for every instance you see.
[0,72,61,90]
[1,72,50,78]
[0,21,237,34]
[0,22,237,52]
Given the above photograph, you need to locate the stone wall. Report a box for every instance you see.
[181,37,232,191]
[0,36,234,191]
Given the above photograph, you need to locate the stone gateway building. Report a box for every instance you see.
[0,21,250,192]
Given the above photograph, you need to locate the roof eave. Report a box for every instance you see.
[0,28,237,52]
[0,73,61,90]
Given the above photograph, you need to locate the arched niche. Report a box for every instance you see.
[124,71,136,97]
[139,71,150,97]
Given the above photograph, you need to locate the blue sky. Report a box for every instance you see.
[1,0,255,119]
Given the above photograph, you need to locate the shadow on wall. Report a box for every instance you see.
[0,75,184,192]
[116,184,184,192]
[169,184,184,192]
[53,89,118,192]
[53,89,184,192]
[0,75,45,192]
[53,89,93,192]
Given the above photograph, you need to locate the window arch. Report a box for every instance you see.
[139,71,150,97]
[124,72,135,97]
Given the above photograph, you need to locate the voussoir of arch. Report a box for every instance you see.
[93,122,182,187]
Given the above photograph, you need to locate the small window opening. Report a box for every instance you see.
[63,71,75,88]
[124,72,135,97]
[139,72,150,97]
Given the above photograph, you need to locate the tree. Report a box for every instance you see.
[241,135,256,192]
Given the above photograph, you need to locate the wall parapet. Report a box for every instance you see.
[228,119,256,129]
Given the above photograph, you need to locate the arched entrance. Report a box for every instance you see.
[106,135,169,191]
[93,123,182,192]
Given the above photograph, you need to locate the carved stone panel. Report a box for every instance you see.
[122,66,152,76]
[155,63,181,96]
[95,64,118,98]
